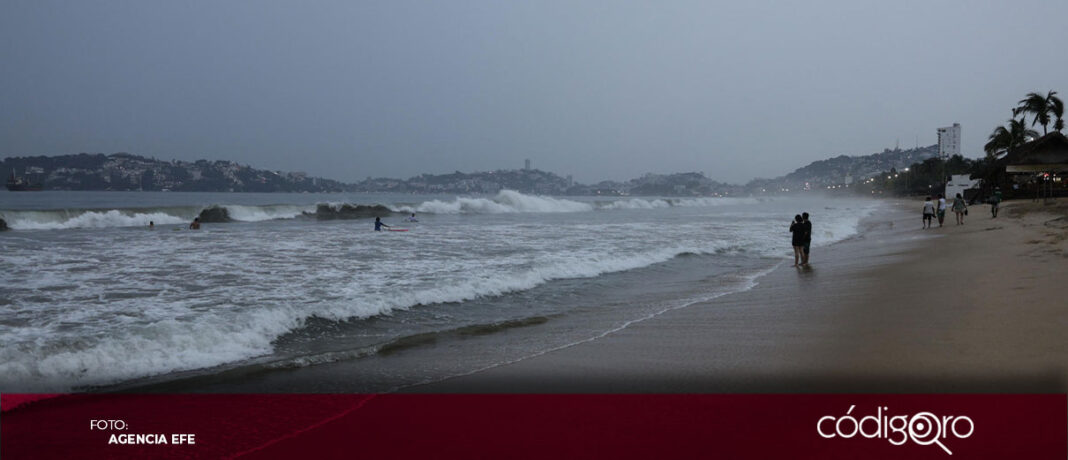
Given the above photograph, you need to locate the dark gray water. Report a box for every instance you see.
[0,190,881,391]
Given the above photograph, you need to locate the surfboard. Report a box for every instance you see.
[388,228,409,232]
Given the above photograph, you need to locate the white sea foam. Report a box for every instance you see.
[0,242,727,391]
[2,209,190,230]
[0,203,312,230]
[596,196,762,209]
[599,198,674,209]
[0,192,758,230]
[810,203,879,245]
[395,191,762,214]
[396,190,594,214]
[0,195,883,391]
[672,197,762,207]
[225,204,314,222]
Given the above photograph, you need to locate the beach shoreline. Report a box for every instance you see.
[409,198,1068,393]
[68,196,1068,395]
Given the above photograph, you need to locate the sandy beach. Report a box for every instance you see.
[412,198,1068,393]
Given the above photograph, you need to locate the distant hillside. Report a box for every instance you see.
[356,170,743,196]
[746,145,938,191]
[353,169,574,195]
[3,144,943,195]
[574,172,742,197]
[1,153,347,192]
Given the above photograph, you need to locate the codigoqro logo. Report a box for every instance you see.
[817,405,974,455]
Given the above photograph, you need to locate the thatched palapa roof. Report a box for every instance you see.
[1000,132,1068,173]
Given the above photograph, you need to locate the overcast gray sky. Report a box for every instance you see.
[2,1,1066,184]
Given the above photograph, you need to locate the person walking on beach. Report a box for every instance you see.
[952,193,968,225]
[937,194,947,227]
[800,212,812,266]
[922,197,935,229]
[990,188,1002,218]
[374,217,390,231]
[789,214,805,267]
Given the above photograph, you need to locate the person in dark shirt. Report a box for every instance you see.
[374,217,390,231]
[800,212,812,266]
[990,189,1002,218]
[789,214,805,267]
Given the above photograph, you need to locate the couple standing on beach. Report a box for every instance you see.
[789,212,812,267]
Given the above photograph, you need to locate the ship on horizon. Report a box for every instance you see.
[6,169,44,191]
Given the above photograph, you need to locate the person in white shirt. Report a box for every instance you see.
[922,197,936,229]
[937,194,947,227]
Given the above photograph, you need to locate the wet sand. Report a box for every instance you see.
[412,199,1068,393]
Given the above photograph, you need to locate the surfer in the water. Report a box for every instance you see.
[189,217,200,230]
[374,217,390,231]
[406,213,418,222]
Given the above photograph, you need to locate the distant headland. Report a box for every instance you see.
[2,146,942,196]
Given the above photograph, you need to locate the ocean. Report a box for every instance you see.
[0,191,881,392]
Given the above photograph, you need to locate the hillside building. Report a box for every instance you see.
[937,123,961,158]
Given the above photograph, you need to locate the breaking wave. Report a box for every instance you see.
[1,208,195,230]
[0,243,737,391]
[395,190,593,214]
[599,196,760,210]
[0,191,760,230]
[224,204,314,222]
[0,195,882,392]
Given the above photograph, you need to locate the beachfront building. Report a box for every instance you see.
[937,123,962,158]
[1000,132,1068,199]
[945,174,980,202]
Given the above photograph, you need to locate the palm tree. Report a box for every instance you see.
[1013,90,1063,135]
[984,126,1011,157]
[984,118,1038,158]
[982,119,1038,194]
[1051,95,1064,133]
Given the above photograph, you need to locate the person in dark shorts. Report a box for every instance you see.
[922,196,935,229]
[800,212,812,266]
[789,214,805,267]
[990,189,1002,218]
[937,194,947,227]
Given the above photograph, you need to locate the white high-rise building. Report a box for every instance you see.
[937,123,961,158]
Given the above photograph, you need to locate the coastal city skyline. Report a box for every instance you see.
[3,1,1068,184]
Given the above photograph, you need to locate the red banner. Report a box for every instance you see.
[2,394,1064,459]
